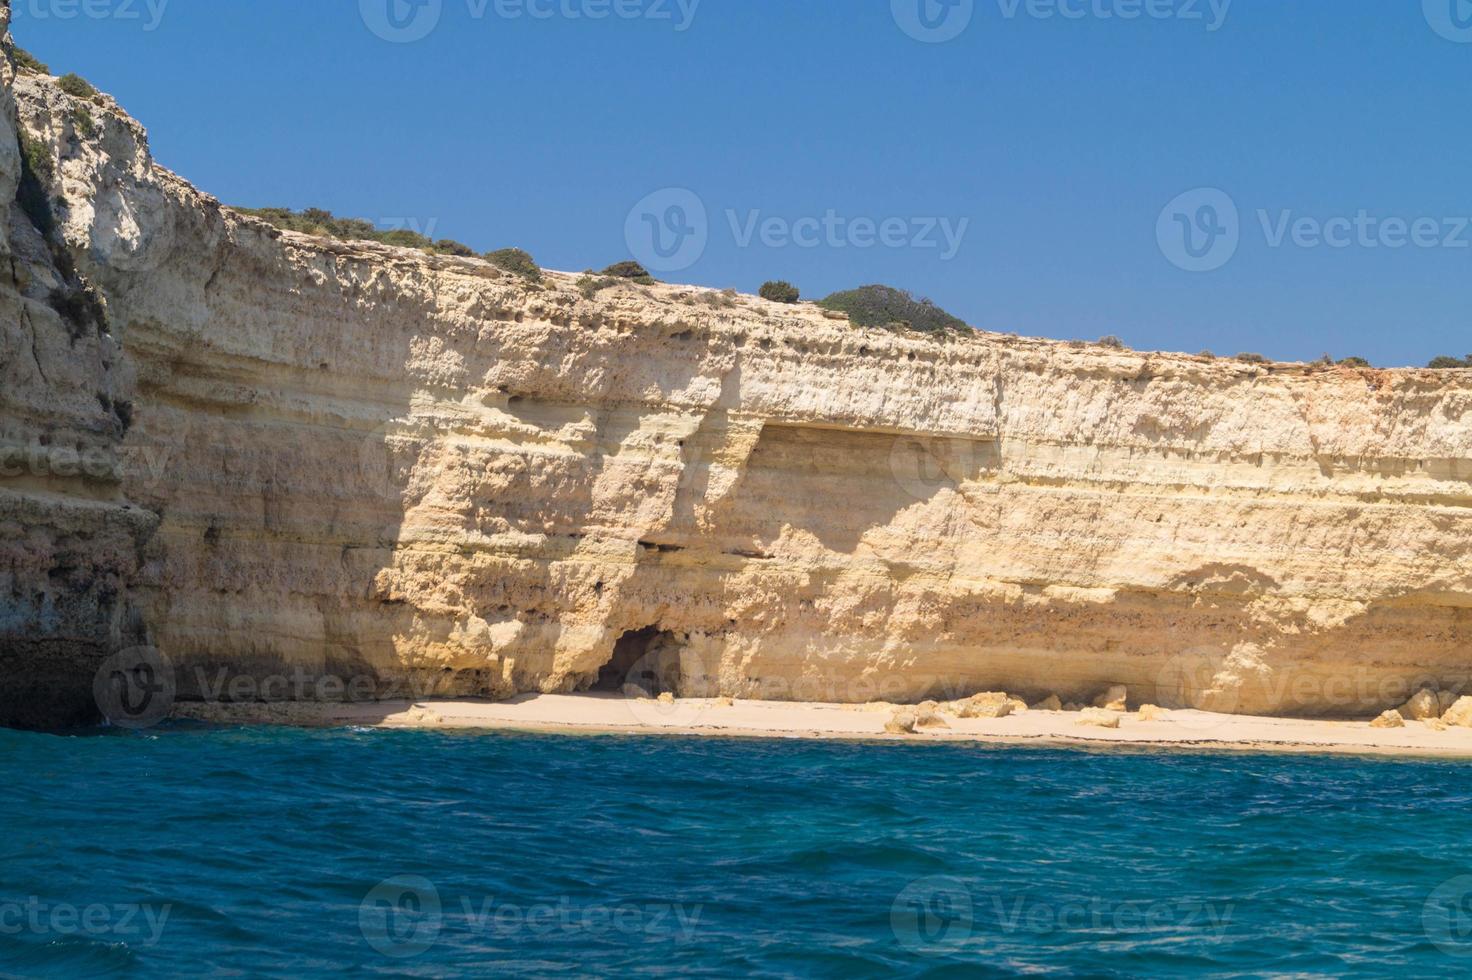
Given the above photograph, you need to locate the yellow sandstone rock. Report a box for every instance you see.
[915,709,950,730]
[1442,697,1472,728]
[884,711,919,734]
[1094,686,1128,712]
[1370,710,1405,729]
[955,693,1013,719]
[1032,695,1063,712]
[1397,689,1441,721]
[1077,708,1121,729]
[9,62,1472,728]
[1137,704,1168,722]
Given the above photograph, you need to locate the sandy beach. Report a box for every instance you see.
[169,694,1472,760]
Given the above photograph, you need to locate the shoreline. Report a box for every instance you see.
[168,694,1472,761]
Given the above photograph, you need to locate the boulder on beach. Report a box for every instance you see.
[884,711,918,734]
[1077,708,1121,729]
[1396,689,1440,721]
[956,692,1013,719]
[1093,685,1128,712]
[1032,695,1063,711]
[1442,697,1472,728]
[1137,704,1168,722]
[1370,710,1405,729]
[916,709,950,730]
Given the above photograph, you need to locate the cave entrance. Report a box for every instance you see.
[593,627,681,696]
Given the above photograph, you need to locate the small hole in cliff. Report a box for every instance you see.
[592,627,682,696]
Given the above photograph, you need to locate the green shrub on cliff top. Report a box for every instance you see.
[485,248,542,281]
[1429,355,1472,369]
[600,260,656,285]
[230,206,474,257]
[7,45,49,75]
[759,280,800,304]
[577,275,619,299]
[816,284,969,334]
[58,73,101,102]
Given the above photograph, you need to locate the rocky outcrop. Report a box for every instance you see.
[0,9,155,728]
[4,26,1472,727]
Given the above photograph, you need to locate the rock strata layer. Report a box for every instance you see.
[3,28,1471,727]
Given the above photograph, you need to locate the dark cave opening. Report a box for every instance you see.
[593,627,680,696]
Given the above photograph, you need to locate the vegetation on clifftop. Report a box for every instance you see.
[817,284,969,334]
[599,261,656,285]
[57,73,101,103]
[1428,355,1472,369]
[5,44,48,75]
[759,280,800,304]
[485,248,542,281]
[230,206,475,257]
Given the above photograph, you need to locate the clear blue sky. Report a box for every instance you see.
[16,0,1472,366]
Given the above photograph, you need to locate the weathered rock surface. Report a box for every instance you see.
[1397,689,1441,722]
[1077,708,1122,729]
[5,26,1472,727]
[884,710,918,735]
[1442,698,1472,729]
[953,692,1013,719]
[1370,710,1405,729]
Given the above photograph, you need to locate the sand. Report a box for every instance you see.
[169,694,1472,760]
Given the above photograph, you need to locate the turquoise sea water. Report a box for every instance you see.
[4,727,1472,978]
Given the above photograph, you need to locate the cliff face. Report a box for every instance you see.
[4,39,1471,728]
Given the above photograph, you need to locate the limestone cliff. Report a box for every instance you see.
[3,28,1471,728]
